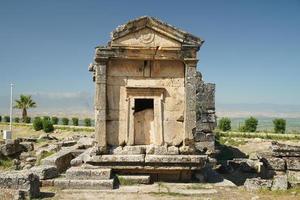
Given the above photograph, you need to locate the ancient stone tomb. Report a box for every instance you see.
[88,17,216,178]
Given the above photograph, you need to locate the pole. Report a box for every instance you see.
[10,83,13,131]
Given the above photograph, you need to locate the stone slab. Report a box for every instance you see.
[262,157,286,171]
[53,179,114,190]
[41,146,77,173]
[287,170,300,187]
[30,165,59,180]
[271,175,288,191]
[118,175,151,185]
[145,155,207,164]
[244,178,272,191]
[0,171,40,198]
[89,154,145,163]
[285,157,300,171]
[66,167,111,180]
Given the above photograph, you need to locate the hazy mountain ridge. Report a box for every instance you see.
[1,92,300,118]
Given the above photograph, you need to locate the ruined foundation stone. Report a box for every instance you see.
[0,171,40,198]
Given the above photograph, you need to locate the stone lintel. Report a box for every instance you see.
[90,154,145,163]
[145,155,207,164]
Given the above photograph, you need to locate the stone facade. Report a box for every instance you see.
[89,16,216,155]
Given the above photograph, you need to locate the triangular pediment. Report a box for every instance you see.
[110,16,203,48]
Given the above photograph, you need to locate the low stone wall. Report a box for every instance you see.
[0,171,40,198]
[262,141,300,188]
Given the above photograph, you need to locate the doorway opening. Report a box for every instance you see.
[134,98,154,145]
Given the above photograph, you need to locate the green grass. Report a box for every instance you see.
[0,156,14,170]
[0,122,95,132]
[218,137,248,146]
[185,184,209,190]
[216,131,300,141]
[54,125,94,132]
[258,186,300,196]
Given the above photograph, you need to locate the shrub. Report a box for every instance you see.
[243,117,258,132]
[32,117,43,131]
[4,116,10,122]
[43,116,50,121]
[72,118,79,126]
[51,116,59,125]
[0,115,2,122]
[273,118,286,133]
[14,117,20,123]
[218,117,231,132]
[62,118,69,125]
[33,117,43,131]
[42,119,54,133]
[24,116,31,123]
[84,118,91,127]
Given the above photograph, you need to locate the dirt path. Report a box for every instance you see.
[41,183,300,200]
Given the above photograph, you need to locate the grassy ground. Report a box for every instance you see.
[0,122,94,141]
[216,130,300,141]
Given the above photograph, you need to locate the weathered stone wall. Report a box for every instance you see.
[106,59,185,146]
[194,71,216,152]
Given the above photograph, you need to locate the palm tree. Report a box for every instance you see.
[14,95,37,122]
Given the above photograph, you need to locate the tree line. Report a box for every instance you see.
[218,117,286,133]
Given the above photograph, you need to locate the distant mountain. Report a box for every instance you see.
[0,91,94,118]
[1,92,300,119]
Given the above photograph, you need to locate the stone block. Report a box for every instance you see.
[0,139,23,156]
[89,154,145,163]
[145,155,207,164]
[118,175,150,185]
[0,171,40,198]
[271,142,300,157]
[167,146,179,155]
[30,165,59,180]
[41,147,76,173]
[287,170,300,187]
[25,157,37,163]
[77,137,96,149]
[20,142,34,152]
[66,167,111,180]
[179,145,195,155]
[285,157,300,171]
[244,178,272,191]
[262,157,286,171]
[54,179,114,190]
[271,175,288,190]
[119,145,145,155]
[153,146,168,155]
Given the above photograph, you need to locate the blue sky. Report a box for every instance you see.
[0,0,300,108]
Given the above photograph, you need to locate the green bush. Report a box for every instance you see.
[4,116,10,122]
[62,118,69,125]
[24,116,31,123]
[14,117,20,123]
[0,115,2,122]
[42,119,54,133]
[218,117,231,132]
[43,116,50,121]
[84,118,91,127]
[273,118,286,133]
[33,117,43,131]
[242,117,258,132]
[72,117,79,126]
[51,116,59,125]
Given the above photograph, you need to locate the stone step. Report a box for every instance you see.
[65,167,111,180]
[53,178,114,190]
[117,175,151,185]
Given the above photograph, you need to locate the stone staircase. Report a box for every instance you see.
[53,167,115,190]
